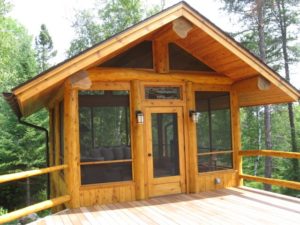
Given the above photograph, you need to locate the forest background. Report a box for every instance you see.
[0,0,299,219]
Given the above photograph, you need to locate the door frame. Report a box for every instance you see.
[144,106,186,197]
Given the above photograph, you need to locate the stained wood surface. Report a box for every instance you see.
[198,170,237,192]
[240,150,300,159]
[240,174,300,190]
[0,195,70,224]
[144,107,186,198]
[79,183,135,207]
[28,187,300,225]
[0,165,67,184]
[230,89,243,186]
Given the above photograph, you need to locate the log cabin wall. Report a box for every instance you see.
[49,31,242,208]
[49,72,240,208]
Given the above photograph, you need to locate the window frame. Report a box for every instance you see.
[78,82,134,186]
[193,86,234,174]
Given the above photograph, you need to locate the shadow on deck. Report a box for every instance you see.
[29,187,300,225]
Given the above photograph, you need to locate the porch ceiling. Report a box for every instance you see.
[28,187,300,225]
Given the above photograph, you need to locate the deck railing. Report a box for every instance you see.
[239,150,300,190]
[0,165,70,224]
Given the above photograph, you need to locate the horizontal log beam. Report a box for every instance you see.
[239,150,300,159]
[240,174,300,190]
[88,68,233,85]
[233,76,271,93]
[0,164,68,184]
[0,195,71,224]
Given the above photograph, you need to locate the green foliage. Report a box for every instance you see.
[0,0,49,211]
[67,0,163,57]
[0,207,7,216]
[35,24,57,72]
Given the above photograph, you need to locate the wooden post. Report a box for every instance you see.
[64,80,80,208]
[131,80,146,200]
[48,108,55,199]
[230,89,243,186]
[186,82,198,193]
[153,40,169,73]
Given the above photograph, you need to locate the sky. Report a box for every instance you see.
[9,0,300,88]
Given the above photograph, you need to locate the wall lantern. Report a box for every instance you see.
[189,110,200,123]
[136,111,144,124]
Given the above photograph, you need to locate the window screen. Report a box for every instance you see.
[195,92,233,173]
[79,90,132,184]
[169,43,215,72]
[99,41,153,69]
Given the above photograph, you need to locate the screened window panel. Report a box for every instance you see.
[198,153,233,173]
[151,113,180,178]
[195,91,233,173]
[99,41,153,69]
[79,90,132,185]
[81,162,132,184]
[169,43,215,72]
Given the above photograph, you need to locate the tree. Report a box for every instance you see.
[67,0,163,57]
[219,0,274,191]
[35,24,57,73]
[219,0,300,194]
[269,0,300,186]
[0,0,47,211]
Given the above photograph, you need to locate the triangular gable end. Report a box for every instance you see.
[7,2,299,117]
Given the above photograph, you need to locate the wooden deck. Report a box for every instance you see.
[29,187,300,225]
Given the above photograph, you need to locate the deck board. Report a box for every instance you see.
[29,187,300,225]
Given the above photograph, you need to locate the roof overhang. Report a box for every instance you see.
[6,2,300,117]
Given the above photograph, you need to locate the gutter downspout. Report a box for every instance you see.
[18,117,50,200]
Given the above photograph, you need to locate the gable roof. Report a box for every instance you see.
[4,1,300,117]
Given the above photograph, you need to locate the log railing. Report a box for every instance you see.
[239,150,300,190]
[0,165,70,224]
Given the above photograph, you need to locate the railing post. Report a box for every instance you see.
[231,89,243,186]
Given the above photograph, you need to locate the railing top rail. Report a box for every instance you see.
[239,150,300,159]
[0,195,70,224]
[0,164,68,184]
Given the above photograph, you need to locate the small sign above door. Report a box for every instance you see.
[145,87,181,100]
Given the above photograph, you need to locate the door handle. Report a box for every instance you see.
[148,153,152,157]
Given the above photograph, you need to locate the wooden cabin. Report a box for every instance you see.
[2,2,300,222]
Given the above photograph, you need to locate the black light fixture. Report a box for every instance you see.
[189,110,200,123]
[136,111,144,124]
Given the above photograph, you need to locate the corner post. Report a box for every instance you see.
[230,89,243,186]
[64,80,80,208]
[131,80,146,199]
[186,81,198,193]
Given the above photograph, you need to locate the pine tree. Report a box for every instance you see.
[269,0,300,192]
[35,24,57,73]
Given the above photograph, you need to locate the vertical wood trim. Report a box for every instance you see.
[54,104,60,166]
[230,89,243,186]
[186,82,198,192]
[49,109,54,166]
[64,80,80,208]
[153,40,169,73]
[131,80,146,200]
[49,108,55,199]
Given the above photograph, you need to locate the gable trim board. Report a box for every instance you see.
[4,1,299,117]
